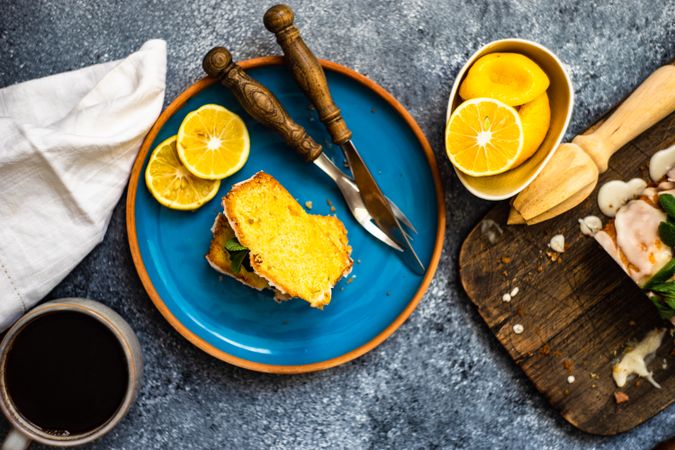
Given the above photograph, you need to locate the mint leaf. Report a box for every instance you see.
[659,194,675,220]
[229,250,248,274]
[644,258,675,289]
[647,281,675,297]
[644,280,675,319]
[225,238,248,252]
[660,221,675,246]
[224,238,250,273]
[648,295,675,319]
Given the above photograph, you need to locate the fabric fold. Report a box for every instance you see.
[0,39,167,331]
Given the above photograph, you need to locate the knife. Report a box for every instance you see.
[202,47,404,251]
[263,4,425,274]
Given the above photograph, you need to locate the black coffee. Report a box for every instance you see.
[4,311,129,434]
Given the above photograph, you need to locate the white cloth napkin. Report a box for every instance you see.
[0,40,166,331]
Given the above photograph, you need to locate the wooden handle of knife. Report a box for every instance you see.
[202,47,322,162]
[264,4,352,145]
[572,63,675,173]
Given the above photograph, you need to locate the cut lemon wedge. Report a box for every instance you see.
[515,92,551,167]
[177,104,250,180]
[445,98,524,177]
[145,136,220,210]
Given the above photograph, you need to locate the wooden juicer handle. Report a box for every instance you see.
[574,63,675,172]
[202,47,322,162]
[264,4,353,145]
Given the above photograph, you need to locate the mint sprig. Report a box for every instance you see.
[659,221,675,247]
[224,238,251,273]
[645,287,675,320]
[636,195,675,320]
[659,193,675,218]
[225,239,248,252]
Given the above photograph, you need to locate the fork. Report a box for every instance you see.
[202,47,413,250]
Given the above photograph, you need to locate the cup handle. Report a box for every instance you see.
[2,428,30,450]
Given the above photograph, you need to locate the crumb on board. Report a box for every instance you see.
[567,375,576,384]
[502,293,511,302]
[501,256,512,264]
[562,359,574,374]
[545,250,561,263]
[591,384,597,389]
[305,201,313,210]
[539,344,550,356]
[590,372,600,380]
[513,324,524,334]
[614,391,630,404]
[510,287,519,297]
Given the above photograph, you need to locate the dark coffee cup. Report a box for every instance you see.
[0,298,142,448]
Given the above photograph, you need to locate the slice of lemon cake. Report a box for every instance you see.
[207,172,352,308]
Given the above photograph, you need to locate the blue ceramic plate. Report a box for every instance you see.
[127,58,444,373]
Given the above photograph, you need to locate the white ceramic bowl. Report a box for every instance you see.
[446,38,574,200]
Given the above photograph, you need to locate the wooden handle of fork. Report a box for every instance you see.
[202,47,322,162]
[264,4,353,145]
[573,63,675,173]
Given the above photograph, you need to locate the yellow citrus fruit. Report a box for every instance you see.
[445,98,524,177]
[513,93,551,167]
[177,104,250,180]
[459,53,550,106]
[145,136,220,210]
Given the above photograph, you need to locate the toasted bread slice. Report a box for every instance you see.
[223,172,352,308]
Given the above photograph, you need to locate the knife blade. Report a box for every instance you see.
[202,47,406,252]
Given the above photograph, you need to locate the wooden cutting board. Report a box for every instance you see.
[459,112,675,435]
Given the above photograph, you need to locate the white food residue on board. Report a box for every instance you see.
[612,328,666,389]
[567,375,575,384]
[649,144,675,182]
[578,215,602,236]
[512,324,524,334]
[548,234,565,253]
[480,219,503,244]
[597,178,647,217]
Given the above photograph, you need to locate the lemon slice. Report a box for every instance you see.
[445,98,524,177]
[145,136,220,210]
[177,104,250,180]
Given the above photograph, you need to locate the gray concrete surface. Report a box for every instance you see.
[1,0,674,448]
